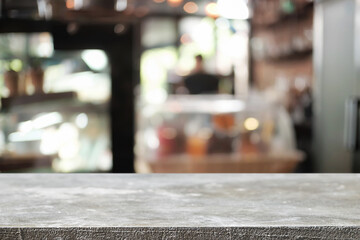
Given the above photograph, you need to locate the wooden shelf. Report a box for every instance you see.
[265,48,313,63]
[0,154,53,172]
[1,92,77,110]
[252,1,314,29]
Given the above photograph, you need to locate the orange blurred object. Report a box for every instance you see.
[212,114,235,131]
[186,136,208,157]
[167,0,183,7]
[66,0,75,9]
[183,2,198,14]
[205,2,220,18]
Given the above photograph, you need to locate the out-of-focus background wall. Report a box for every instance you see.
[0,0,358,173]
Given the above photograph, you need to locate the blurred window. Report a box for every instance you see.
[0,32,111,173]
[140,16,250,101]
[142,17,177,48]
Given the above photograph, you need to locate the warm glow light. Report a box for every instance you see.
[244,118,260,131]
[205,2,219,18]
[167,0,183,7]
[183,2,198,14]
[66,0,75,9]
[66,0,84,10]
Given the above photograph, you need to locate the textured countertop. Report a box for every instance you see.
[0,174,360,239]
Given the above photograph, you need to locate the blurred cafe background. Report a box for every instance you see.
[0,0,358,173]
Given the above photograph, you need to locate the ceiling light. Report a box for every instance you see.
[217,0,249,20]
[167,0,183,7]
[184,2,198,14]
[115,0,127,12]
[244,118,260,131]
[205,2,219,18]
[81,50,108,71]
[66,0,83,10]
[66,0,75,9]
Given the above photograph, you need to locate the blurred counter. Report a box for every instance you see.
[136,94,303,173]
[138,152,303,173]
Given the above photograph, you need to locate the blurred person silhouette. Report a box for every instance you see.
[183,55,220,94]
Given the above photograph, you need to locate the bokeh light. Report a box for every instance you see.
[205,2,219,18]
[184,2,198,14]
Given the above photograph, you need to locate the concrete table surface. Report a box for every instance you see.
[0,174,360,239]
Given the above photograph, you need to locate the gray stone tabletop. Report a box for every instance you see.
[0,174,360,239]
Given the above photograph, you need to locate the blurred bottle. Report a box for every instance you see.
[186,128,212,158]
[186,133,208,157]
[29,66,45,94]
[157,123,185,158]
[4,70,19,97]
[207,114,236,154]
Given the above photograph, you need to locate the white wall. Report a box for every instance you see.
[314,0,357,172]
